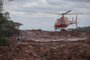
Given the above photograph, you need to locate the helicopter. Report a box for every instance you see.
[54,10,83,31]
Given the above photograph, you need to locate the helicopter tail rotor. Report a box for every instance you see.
[75,14,78,27]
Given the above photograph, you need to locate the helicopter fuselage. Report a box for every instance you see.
[54,16,77,30]
[55,16,68,28]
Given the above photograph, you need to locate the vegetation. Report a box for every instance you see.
[0,0,22,46]
[68,26,90,32]
[0,38,10,46]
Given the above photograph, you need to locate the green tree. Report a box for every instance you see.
[0,0,3,12]
[0,0,22,46]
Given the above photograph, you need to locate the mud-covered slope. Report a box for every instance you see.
[19,30,88,42]
[0,30,90,60]
[0,40,90,60]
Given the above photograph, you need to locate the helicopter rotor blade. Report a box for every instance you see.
[57,14,62,15]
[57,13,83,15]
[65,13,83,15]
[54,10,72,15]
[63,10,72,15]
[42,11,83,15]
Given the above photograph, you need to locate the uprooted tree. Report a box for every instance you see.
[0,0,22,46]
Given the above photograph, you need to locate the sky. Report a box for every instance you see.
[3,0,90,31]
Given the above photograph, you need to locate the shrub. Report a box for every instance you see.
[0,38,10,46]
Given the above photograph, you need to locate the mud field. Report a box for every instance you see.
[0,30,90,60]
[19,30,88,42]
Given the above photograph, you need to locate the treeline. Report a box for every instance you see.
[0,0,22,46]
[68,26,90,32]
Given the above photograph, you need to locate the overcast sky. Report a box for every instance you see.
[3,0,90,31]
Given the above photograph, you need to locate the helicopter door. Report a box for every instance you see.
[64,17,68,25]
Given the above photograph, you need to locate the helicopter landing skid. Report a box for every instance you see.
[54,27,67,32]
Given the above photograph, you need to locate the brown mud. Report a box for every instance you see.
[0,30,90,60]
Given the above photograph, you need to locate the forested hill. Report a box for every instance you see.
[68,26,90,32]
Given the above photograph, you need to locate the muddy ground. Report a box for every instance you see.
[0,30,90,60]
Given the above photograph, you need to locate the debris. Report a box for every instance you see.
[0,30,90,60]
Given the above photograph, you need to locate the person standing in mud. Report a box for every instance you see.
[17,37,20,42]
